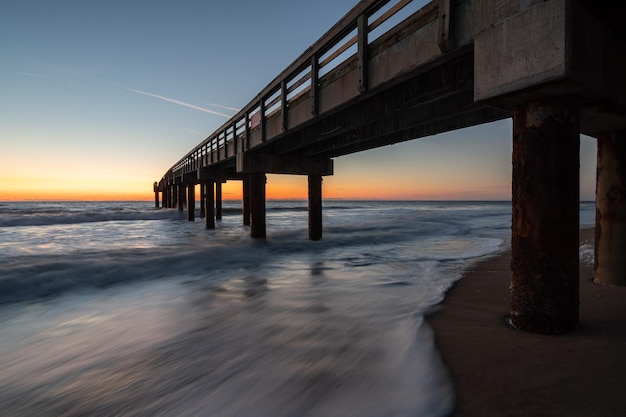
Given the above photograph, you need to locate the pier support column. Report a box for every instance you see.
[205,181,215,229]
[249,173,266,239]
[242,178,251,226]
[178,184,185,212]
[199,183,205,218]
[153,182,160,208]
[187,183,195,221]
[308,175,323,241]
[216,181,223,220]
[511,97,580,334]
[594,130,626,286]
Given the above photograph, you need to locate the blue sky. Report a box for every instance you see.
[0,0,597,200]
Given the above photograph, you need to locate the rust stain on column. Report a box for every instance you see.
[595,130,626,286]
[511,97,580,334]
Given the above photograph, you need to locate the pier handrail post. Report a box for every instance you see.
[357,12,368,93]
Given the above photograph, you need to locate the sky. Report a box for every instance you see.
[1,0,598,201]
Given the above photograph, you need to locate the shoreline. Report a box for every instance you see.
[428,228,626,417]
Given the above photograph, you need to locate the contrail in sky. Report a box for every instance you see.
[200,101,241,112]
[126,88,232,118]
[18,72,50,80]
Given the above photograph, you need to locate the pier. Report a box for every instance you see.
[155,0,626,334]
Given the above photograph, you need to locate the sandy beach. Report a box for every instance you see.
[429,228,626,417]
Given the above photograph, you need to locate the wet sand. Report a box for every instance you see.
[429,229,626,417]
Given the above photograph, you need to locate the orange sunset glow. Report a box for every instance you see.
[1,122,599,202]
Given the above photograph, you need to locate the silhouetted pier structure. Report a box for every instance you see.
[154,0,626,334]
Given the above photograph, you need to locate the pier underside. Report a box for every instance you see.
[154,0,626,335]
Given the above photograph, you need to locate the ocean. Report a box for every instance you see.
[0,200,595,417]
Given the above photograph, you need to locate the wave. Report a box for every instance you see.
[0,208,181,227]
[0,241,264,304]
[0,200,512,304]
[0,201,360,228]
[0,232,505,305]
[266,204,359,213]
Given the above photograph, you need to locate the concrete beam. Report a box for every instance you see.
[183,171,197,184]
[474,0,568,104]
[474,0,626,134]
[197,169,244,182]
[236,152,333,176]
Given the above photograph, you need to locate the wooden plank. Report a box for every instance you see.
[265,91,282,110]
[286,68,311,95]
[319,34,357,68]
[369,0,412,32]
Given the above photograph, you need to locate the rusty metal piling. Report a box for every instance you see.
[594,130,626,286]
[510,97,580,334]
